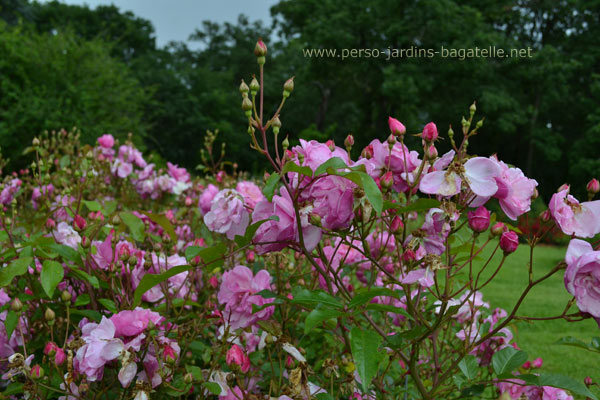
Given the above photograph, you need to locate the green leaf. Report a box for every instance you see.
[234,216,278,248]
[46,244,82,265]
[348,287,401,309]
[41,260,64,298]
[281,161,313,177]
[70,267,100,289]
[186,365,203,381]
[384,198,441,213]
[74,294,90,307]
[0,257,32,287]
[350,327,384,393]
[314,157,349,176]
[70,309,102,322]
[4,310,18,338]
[140,212,177,243]
[202,382,222,395]
[458,355,479,380]
[290,288,343,309]
[98,298,118,313]
[315,394,335,400]
[492,347,528,376]
[304,308,343,333]
[82,200,102,212]
[119,212,146,242]
[262,172,280,201]
[133,264,191,306]
[59,155,70,168]
[554,336,600,353]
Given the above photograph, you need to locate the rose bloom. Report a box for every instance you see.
[549,188,600,238]
[564,239,600,324]
[217,265,274,330]
[198,184,219,215]
[302,175,355,230]
[204,189,249,240]
[235,181,265,209]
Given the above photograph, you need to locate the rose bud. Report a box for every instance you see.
[254,38,267,57]
[163,344,177,364]
[422,122,438,142]
[30,365,44,379]
[388,117,406,137]
[522,361,531,369]
[500,231,519,254]
[208,275,219,289]
[246,250,255,263]
[46,218,56,229]
[44,342,59,357]
[326,139,335,152]
[380,171,394,191]
[390,216,403,234]
[539,209,551,222]
[491,222,506,237]
[226,344,250,373]
[584,376,593,386]
[54,348,66,366]
[185,196,193,207]
[557,183,570,193]
[587,178,599,195]
[468,206,491,233]
[344,134,355,149]
[73,215,86,231]
[532,357,543,368]
[402,249,416,262]
[361,145,374,159]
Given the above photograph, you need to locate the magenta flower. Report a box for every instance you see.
[166,162,190,183]
[204,189,250,240]
[549,188,600,238]
[98,134,115,148]
[252,188,322,254]
[419,157,501,197]
[303,175,355,230]
[198,184,219,215]
[217,265,274,330]
[109,308,164,338]
[235,181,265,209]
[468,206,491,233]
[500,231,519,254]
[388,117,406,136]
[422,122,438,142]
[226,344,250,373]
[291,139,350,172]
[564,239,600,323]
[359,139,420,192]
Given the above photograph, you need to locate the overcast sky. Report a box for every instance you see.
[37,0,277,49]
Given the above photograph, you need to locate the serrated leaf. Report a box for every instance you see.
[4,310,18,338]
[41,260,64,298]
[0,257,32,287]
[98,298,118,313]
[384,198,441,213]
[262,172,280,201]
[290,288,343,309]
[492,347,528,376]
[314,157,349,176]
[74,294,90,306]
[350,327,384,393]
[304,308,343,333]
[202,381,222,395]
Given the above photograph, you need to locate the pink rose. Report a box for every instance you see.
[549,188,600,238]
[226,344,250,373]
[235,181,265,209]
[468,206,491,233]
[53,222,81,249]
[302,175,355,230]
[564,239,600,322]
[500,231,519,254]
[217,265,274,329]
[422,122,438,142]
[198,184,219,215]
[388,116,406,136]
[98,134,115,148]
[109,308,164,338]
[420,157,501,197]
[204,189,249,240]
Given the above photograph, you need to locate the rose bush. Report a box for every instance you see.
[0,40,598,399]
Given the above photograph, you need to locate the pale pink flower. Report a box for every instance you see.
[75,317,124,381]
[564,239,600,322]
[198,184,219,215]
[236,181,265,209]
[204,189,250,240]
[217,266,274,330]
[549,188,600,238]
[419,157,501,197]
[53,222,81,249]
[303,175,355,230]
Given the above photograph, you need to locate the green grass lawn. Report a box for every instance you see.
[477,240,599,395]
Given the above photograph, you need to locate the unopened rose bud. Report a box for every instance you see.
[402,249,416,262]
[344,134,354,150]
[239,80,249,96]
[81,236,90,248]
[30,365,44,379]
[326,139,335,152]
[44,342,59,356]
[283,77,294,98]
[246,250,255,263]
[469,102,476,115]
[387,134,396,147]
[475,119,484,129]
[208,275,219,289]
[242,97,253,117]
[388,117,406,137]
[45,308,55,322]
[61,290,72,303]
[272,116,282,135]
[500,231,519,254]
[522,361,531,369]
[468,206,491,233]
[557,183,569,193]
[422,122,438,142]
[111,215,121,225]
[361,145,374,159]
[46,218,56,229]
[309,213,322,227]
[540,209,551,222]
[491,222,506,237]
[584,376,593,386]
[226,344,250,373]
[10,298,23,312]
[380,171,394,191]
[73,215,86,231]
[254,38,267,57]
[587,178,599,195]
[390,216,403,234]
[425,145,438,160]
[532,357,543,368]
[128,256,138,266]
[32,137,40,146]
[184,373,193,384]
[282,136,289,152]
[249,77,260,95]
[163,344,177,364]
